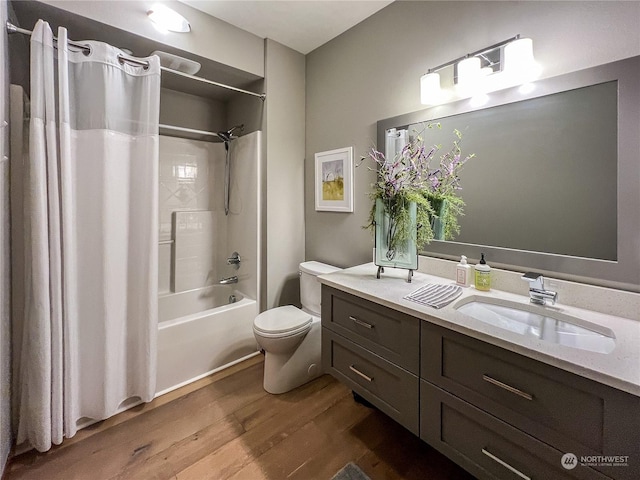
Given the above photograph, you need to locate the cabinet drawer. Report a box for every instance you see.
[322,328,419,434]
[421,381,610,480]
[421,323,640,477]
[322,286,420,374]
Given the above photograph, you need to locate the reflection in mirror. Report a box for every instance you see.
[378,56,640,291]
[402,81,617,261]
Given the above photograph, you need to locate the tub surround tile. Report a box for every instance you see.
[319,263,640,397]
[158,136,228,293]
[173,211,216,292]
[158,135,222,240]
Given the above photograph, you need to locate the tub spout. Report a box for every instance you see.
[219,276,238,285]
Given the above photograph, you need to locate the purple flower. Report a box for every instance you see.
[358,124,473,199]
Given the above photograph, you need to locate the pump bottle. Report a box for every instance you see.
[474,253,492,291]
[456,255,471,287]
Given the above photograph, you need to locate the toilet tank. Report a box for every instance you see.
[299,261,341,316]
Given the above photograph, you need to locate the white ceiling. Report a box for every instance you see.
[180,1,394,55]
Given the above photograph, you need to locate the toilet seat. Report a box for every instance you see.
[254,305,312,336]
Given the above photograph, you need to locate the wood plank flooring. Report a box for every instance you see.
[4,356,475,480]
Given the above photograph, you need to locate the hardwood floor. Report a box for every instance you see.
[5,356,475,480]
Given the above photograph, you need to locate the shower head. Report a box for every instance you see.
[217,124,245,142]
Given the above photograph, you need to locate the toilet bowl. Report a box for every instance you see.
[253,261,340,394]
[254,306,312,354]
[253,307,321,394]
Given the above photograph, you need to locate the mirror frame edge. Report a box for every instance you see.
[377,55,640,293]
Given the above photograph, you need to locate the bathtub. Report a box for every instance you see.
[156,285,259,395]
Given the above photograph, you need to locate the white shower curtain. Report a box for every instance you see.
[17,20,160,452]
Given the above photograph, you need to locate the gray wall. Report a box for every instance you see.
[305,0,640,268]
[160,88,227,133]
[1,0,12,473]
[264,39,305,309]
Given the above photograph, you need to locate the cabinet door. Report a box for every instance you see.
[421,323,640,479]
[322,328,419,435]
[421,381,611,480]
[322,286,420,374]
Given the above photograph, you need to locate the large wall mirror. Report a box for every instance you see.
[378,56,640,292]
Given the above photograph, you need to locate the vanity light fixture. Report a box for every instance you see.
[504,37,542,81]
[420,72,451,105]
[456,56,483,97]
[420,35,540,105]
[147,4,191,33]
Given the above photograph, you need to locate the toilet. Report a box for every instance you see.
[253,261,340,394]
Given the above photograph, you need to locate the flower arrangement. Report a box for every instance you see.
[359,123,474,254]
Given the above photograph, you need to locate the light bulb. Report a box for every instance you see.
[457,56,484,97]
[420,72,451,105]
[148,4,191,33]
[504,38,541,83]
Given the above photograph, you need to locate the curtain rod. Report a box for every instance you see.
[5,21,266,101]
[159,123,222,140]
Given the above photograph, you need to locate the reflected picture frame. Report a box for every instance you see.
[314,146,353,212]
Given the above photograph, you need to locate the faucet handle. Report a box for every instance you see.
[521,271,544,289]
[521,271,542,280]
[227,252,241,269]
[522,272,558,305]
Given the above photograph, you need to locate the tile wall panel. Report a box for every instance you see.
[173,211,216,292]
[158,136,225,292]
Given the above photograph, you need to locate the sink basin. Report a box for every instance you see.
[454,296,616,354]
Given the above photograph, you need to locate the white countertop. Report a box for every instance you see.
[319,263,640,397]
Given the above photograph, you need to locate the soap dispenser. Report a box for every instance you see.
[474,253,491,291]
[456,255,471,287]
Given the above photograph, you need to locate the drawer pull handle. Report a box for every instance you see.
[349,316,374,329]
[482,375,533,401]
[482,449,531,480]
[349,365,373,382]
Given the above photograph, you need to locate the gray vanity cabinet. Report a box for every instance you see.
[421,380,609,480]
[321,286,420,434]
[421,322,640,480]
[321,286,639,479]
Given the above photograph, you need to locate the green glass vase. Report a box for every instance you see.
[374,197,418,270]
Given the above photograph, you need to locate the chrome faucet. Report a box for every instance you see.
[227,252,241,269]
[219,276,238,285]
[521,272,558,305]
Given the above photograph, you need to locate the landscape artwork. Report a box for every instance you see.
[322,159,344,201]
[314,147,353,212]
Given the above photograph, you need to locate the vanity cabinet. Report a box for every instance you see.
[421,322,640,480]
[321,286,640,480]
[421,380,607,480]
[321,286,420,434]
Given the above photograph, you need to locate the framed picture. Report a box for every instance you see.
[314,146,353,212]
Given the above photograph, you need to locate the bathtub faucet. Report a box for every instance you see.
[219,276,238,285]
[227,252,241,269]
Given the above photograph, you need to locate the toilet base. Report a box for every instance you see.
[262,320,322,394]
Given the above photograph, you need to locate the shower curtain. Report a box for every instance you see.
[17,20,160,452]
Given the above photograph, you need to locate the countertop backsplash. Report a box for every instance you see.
[417,255,640,321]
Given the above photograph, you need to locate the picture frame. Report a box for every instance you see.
[314,146,353,212]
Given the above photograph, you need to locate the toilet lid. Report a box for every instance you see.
[254,305,312,334]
